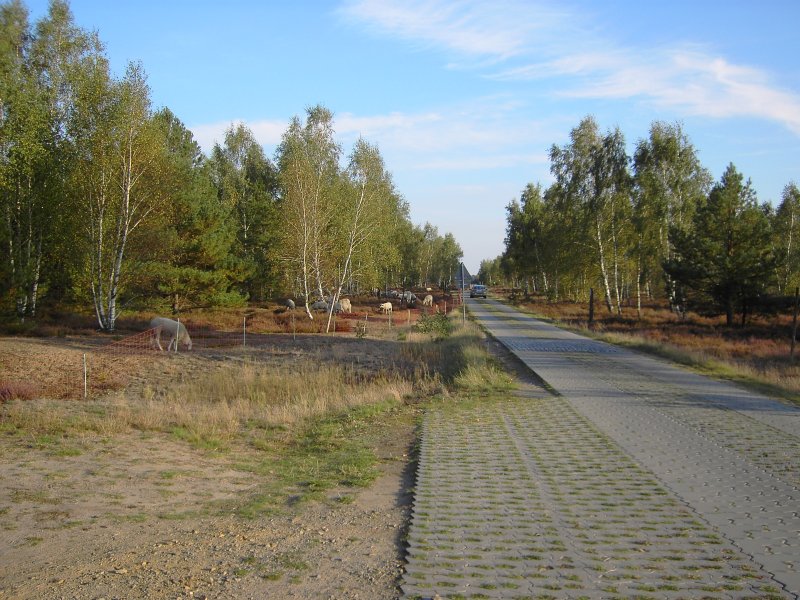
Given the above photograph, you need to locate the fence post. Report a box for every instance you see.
[243,316,247,347]
[83,353,87,399]
[176,318,180,353]
[408,309,411,326]
[589,287,595,326]
[292,312,296,342]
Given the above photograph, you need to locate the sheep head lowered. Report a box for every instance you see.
[150,317,192,352]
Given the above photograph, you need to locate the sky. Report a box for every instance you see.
[24,0,800,274]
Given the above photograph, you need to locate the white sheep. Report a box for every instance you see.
[423,294,433,307]
[285,299,295,310]
[150,317,192,352]
[339,298,352,313]
[379,302,393,314]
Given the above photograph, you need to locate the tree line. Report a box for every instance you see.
[0,0,463,330]
[479,116,800,326]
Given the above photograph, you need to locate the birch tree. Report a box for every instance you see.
[71,61,167,331]
[276,105,340,319]
[324,138,395,332]
[774,183,800,293]
[0,0,38,316]
[0,0,98,318]
[633,122,710,313]
[549,117,632,313]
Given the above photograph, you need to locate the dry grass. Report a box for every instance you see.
[506,292,800,401]
[0,380,38,402]
[0,310,489,443]
[0,309,502,524]
[1,360,412,441]
[402,319,515,394]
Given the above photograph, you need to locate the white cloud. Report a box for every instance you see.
[334,97,553,162]
[189,104,553,175]
[338,0,567,61]
[339,0,800,136]
[543,48,800,136]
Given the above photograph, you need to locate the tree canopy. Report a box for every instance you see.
[499,116,794,326]
[0,1,462,327]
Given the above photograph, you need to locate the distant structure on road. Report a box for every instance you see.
[454,262,472,292]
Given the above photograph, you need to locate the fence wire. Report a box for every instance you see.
[2,297,461,401]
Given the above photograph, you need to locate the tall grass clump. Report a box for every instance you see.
[137,361,412,440]
[0,361,412,442]
[403,318,514,395]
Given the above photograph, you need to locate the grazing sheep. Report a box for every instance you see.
[379,302,393,314]
[285,299,295,310]
[423,294,433,307]
[311,300,329,312]
[150,317,192,352]
[339,298,352,313]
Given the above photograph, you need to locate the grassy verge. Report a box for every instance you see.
[594,331,800,405]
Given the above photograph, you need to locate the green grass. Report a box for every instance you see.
[234,399,400,515]
[170,426,228,453]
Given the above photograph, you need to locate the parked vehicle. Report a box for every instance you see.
[470,284,487,298]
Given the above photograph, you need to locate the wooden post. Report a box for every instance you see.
[589,288,595,326]
[407,309,411,326]
[791,287,799,361]
[83,353,87,399]
[243,316,247,347]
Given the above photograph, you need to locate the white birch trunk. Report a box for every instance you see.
[595,215,614,313]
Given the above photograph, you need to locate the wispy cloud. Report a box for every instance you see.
[339,0,800,136]
[338,0,568,62]
[497,47,800,136]
[190,98,553,176]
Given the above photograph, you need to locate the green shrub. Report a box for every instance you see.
[415,313,454,339]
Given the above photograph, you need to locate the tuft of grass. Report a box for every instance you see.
[0,381,38,403]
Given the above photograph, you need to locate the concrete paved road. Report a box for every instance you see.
[402,298,800,599]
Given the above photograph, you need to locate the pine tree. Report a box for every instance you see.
[666,164,775,326]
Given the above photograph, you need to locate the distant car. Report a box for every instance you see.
[470,284,487,298]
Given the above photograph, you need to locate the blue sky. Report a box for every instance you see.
[25,0,800,273]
